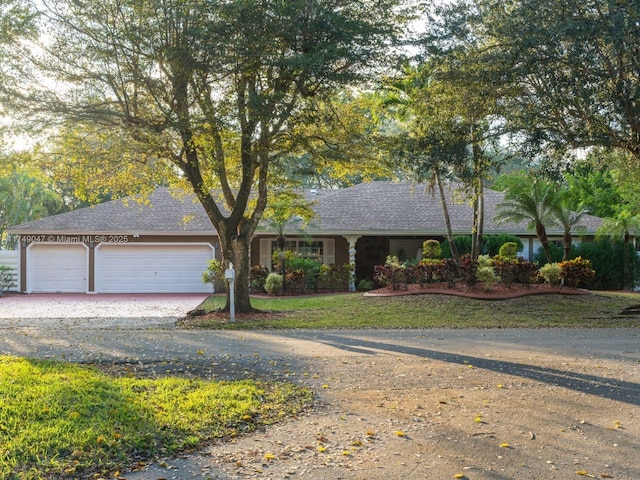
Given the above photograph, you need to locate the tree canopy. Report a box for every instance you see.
[475,0,640,159]
[2,0,411,311]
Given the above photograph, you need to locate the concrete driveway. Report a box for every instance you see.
[0,293,208,324]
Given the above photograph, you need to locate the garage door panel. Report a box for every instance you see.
[96,244,213,293]
[29,244,88,293]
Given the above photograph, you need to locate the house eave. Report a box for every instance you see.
[7,229,217,237]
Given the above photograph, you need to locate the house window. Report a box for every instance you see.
[259,237,335,270]
[272,239,324,263]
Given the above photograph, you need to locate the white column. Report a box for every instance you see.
[344,235,360,292]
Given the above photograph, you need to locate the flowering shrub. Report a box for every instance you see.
[374,256,407,290]
[439,258,459,287]
[477,266,500,291]
[559,257,595,288]
[319,264,352,291]
[249,265,269,293]
[422,239,441,259]
[539,262,562,285]
[264,272,284,295]
[498,242,519,260]
[458,254,478,288]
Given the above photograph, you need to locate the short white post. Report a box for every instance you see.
[224,262,236,322]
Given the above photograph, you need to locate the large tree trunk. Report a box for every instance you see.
[470,181,484,261]
[436,171,458,261]
[222,233,253,313]
[183,154,264,314]
[477,186,484,258]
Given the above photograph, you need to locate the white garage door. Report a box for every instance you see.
[95,244,213,293]
[28,244,88,293]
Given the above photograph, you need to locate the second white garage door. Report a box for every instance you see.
[95,244,214,293]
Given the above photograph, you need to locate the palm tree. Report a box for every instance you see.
[494,175,558,264]
[382,65,465,261]
[261,190,316,291]
[597,209,640,289]
[550,190,590,261]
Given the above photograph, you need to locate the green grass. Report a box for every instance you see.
[0,356,311,480]
[182,291,640,329]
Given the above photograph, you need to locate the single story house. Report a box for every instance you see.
[7,181,603,294]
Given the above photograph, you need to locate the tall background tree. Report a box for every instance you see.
[0,150,63,249]
[476,0,640,161]
[419,0,512,260]
[2,0,411,312]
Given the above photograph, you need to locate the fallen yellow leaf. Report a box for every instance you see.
[196,350,204,355]
[342,450,351,456]
[264,453,276,460]
[500,442,510,448]
[395,430,406,437]
[454,474,465,479]
[317,446,327,453]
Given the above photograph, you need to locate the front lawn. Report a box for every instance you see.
[181,291,640,329]
[0,357,311,480]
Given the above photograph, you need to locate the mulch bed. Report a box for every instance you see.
[364,282,589,299]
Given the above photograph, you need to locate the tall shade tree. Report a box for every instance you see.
[416,0,512,259]
[4,0,410,312]
[475,0,640,160]
[494,173,558,264]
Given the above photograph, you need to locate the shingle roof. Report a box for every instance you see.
[8,181,603,236]
[308,181,602,235]
[8,188,214,235]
